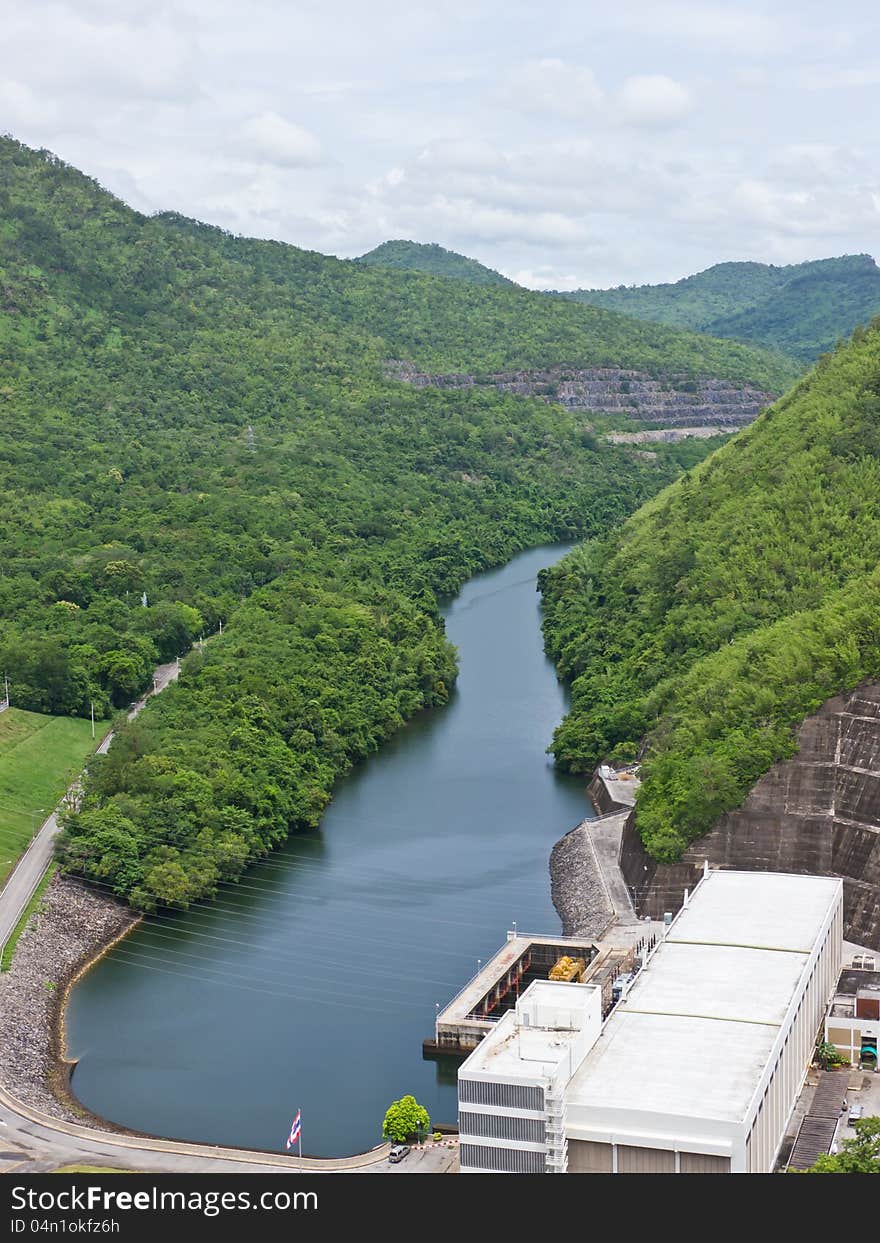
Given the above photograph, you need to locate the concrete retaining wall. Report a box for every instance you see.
[619,681,880,950]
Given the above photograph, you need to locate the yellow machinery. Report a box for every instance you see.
[549,955,586,983]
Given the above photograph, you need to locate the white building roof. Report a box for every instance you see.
[567,871,842,1126]
[460,1012,581,1082]
[460,980,601,1084]
[666,871,841,954]
[568,1011,777,1123]
[623,942,809,1028]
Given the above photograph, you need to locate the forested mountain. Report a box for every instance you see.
[0,136,796,911]
[561,255,880,362]
[356,239,515,287]
[541,319,880,862]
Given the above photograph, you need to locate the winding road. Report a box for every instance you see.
[0,661,180,957]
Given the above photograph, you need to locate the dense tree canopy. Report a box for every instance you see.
[1,135,783,911]
[561,255,880,363]
[357,239,515,287]
[541,319,880,861]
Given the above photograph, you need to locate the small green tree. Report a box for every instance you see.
[382,1095,430,1144]
[806,1117,880,1173]
[816,1040,847,1069]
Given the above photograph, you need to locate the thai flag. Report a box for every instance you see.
[286,1109,302,1150]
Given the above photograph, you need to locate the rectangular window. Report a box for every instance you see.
[459,1112,546,1143]
[459,1080,544,1111]
[460,1143,546,1173]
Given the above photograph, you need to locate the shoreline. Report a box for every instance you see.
[0,873,140,1131]
[549,816,614,937]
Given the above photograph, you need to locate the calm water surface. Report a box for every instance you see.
[66,545,593,1156]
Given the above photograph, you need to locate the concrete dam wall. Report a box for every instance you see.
[619,681,880,950]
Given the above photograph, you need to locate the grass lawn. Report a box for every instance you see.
[0,708,99,885]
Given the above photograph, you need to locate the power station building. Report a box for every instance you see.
[458,870,844,1174]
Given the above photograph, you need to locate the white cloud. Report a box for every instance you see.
[792,65,880,91]
[732,178,880,239]
[0,1,877,288]
[767,143,866,186]
[235,111,322,168]
[501,59,604,121]
[512,268,582,291]
[415,138,507,173]
[617,75,693,127]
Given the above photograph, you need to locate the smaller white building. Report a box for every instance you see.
[825,965,880,1066]
[459,981,602,1173]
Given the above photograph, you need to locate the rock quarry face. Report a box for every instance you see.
[620,682,880,949]
[384,361,773,427]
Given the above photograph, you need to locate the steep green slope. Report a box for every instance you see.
[562,261,787,328]
[154,216,797,386]
[357,238,515,286]
[561,255,880,362]
[541,320,880,861]
[0,135,793,911]
[707,258,880,362]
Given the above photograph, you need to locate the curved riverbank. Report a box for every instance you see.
[63,545,597,1157]
[0,875,137,1126]
[0,875,396,1170]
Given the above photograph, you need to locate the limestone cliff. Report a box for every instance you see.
[384,361,772,427]
[619,682,880,949]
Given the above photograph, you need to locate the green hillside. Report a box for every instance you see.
[357,238,515,287]
[561,255,880,362]
[151,220,797,384]
[541,320,880,862]
[0,135,799,910]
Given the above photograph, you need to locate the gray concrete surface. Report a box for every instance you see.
[588,812,639,922]
[0,1083,391,1173]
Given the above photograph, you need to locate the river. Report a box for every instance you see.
[65,544,594,1157]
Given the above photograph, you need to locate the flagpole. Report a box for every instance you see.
[298,1107,302,1165]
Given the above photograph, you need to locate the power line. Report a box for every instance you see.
[97,913,465,992]
[98,947,434,1018]
[101,935,458,1006]
[227,840,558,898]
[63,872,521,960]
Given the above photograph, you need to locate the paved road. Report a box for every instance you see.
[0,660,180,954]
[0,1082,392,1173]
[585,812,639,923]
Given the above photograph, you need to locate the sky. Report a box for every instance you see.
[1,0,879,289]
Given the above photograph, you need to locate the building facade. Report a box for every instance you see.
[825,967,880,1067]
[459,982,602,1173]
[459,870,844,1174]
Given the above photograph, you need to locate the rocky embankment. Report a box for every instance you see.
[0,874,137,1123]
[550,820,614,937]
[385,361,773,427]
[605,426,732,444]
